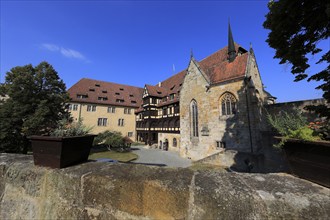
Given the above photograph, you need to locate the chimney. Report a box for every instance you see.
[158,82,162,87]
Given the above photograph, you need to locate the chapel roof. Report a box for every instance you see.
[198,44,248,84]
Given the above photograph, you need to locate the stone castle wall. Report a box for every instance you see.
[1,154,329,220]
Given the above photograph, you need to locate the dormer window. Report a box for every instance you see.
[157,91,162,95]
[89,88,95,92]
[170,85,175,90]
[102,90,107,93]
[169,93,175,100]
[116,99,124,103]
[98,97,108,101]
[131,100,137,104]
[129,94,134,97]
[95,84,100,87]
[119,88,124,91]
[77,94,88,99]
[115,92,120,95]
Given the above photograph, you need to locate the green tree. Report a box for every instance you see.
[0,61,70,153]
[263,0,330,117]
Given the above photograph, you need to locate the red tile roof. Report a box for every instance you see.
[145,84,169,97]
[69,44,248,112]
[146,44,248,107]
[199,44,248,84]
[68,78,144,108]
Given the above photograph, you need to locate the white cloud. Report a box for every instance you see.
[41,43,60,52]
[41,43,89,62]
[60,47,85,60]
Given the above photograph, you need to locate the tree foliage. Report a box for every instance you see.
[263,0,330,117]
[0,61,70,153]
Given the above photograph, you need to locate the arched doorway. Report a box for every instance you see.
[164,139,169,151]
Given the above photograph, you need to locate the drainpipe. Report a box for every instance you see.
[78,103,82,121]
[244,77,253,153]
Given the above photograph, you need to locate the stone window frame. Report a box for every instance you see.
[220,92,237,116]
[190,99,199,137]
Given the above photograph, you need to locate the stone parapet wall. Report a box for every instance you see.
[1,154,329,219]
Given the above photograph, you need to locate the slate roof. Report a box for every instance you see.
[68,78,144,108]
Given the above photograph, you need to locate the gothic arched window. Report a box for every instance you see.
[190,100,199,137]
[220,93,237,115]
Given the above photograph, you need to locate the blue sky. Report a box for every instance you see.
[1,0,327,103]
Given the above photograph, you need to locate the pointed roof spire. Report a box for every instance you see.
[190,48,194,59]
[228,20,236,62]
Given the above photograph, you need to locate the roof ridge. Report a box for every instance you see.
[82,78,143,90]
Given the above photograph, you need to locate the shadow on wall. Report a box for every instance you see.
[221,78,290,173]
[226,85,326,173]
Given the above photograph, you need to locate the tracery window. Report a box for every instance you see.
[220,93,237,115]
[190,100,199,137]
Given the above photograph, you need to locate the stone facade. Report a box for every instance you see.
[180,49,271,160]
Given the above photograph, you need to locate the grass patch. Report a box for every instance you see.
[89,151,138,162]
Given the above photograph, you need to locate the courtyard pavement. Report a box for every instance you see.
[128,145,192,168]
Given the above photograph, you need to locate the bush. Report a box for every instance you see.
[267,110,320,147]
[93,131,125,147]
[50,119,92,137]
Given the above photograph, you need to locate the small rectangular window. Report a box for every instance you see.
[216,141,226,149]
[77,94,88,99]
[98,97,108,101]
[128,132,133,137]
[118,118,124,126]
[124,108,131,114]
[87,105,96,112]
[97,118,107,126]
[108,106,115,113]
[68,104,72,111]
[73,104,78,111]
